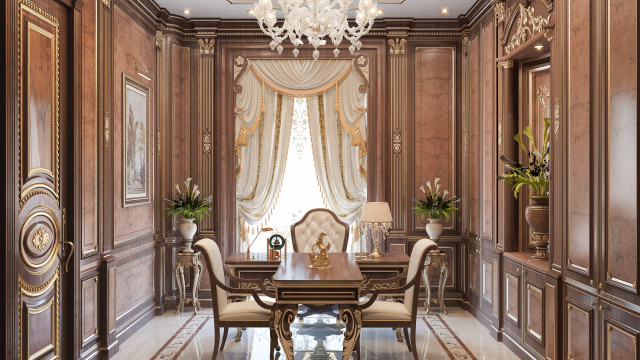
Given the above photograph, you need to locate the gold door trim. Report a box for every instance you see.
[20,207,60,275]
[18,267,60,360]
[18,0,61,208]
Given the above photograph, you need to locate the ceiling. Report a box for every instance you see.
[153,0,478,20]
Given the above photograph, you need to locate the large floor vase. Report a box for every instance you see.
[426,218,444,242]
[179,218,197,253]
[526,196,549,259]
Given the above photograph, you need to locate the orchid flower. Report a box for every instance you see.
[175,184,181,195]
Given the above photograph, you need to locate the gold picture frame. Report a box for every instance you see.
[122,74,151,206]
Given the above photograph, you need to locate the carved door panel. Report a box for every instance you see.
[468,242,479,304]
[15,0,72,359]
[503,257,523,341]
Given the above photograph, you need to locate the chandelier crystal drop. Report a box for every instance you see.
[249,0,383,60]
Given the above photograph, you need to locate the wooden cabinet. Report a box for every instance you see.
[503,253,560,360]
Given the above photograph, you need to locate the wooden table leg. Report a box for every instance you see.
[423,266,432,314]
[271,304,297,360]
[339,305,362,360]
[174,265,185,314]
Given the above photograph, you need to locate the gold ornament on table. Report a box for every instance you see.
[308,233,332,269]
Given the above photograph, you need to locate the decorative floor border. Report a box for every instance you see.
[150,313,477,359]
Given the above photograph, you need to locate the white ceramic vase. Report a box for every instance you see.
[426,218,444,241]
[179,218,197,253]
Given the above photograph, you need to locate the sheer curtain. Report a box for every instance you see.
[235,59,368,252]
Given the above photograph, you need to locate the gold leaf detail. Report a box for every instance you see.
[32,228,50,251]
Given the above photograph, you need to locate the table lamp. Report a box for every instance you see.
[360,202,393,258]
[246,227,273,259]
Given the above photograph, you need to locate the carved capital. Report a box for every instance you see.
[493,0,506,24]
[102,0,111,8]
[497,60,514,69]
[544,26,554,41]
[388,38,407,55]
[198,38,215,55]
[155,30,163,49]
[462,36,469,51]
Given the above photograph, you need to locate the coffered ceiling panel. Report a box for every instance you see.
[153,0,478,19]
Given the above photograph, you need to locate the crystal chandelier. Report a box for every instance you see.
[249,0,383,60]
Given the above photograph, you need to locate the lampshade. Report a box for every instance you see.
[360,202,393,223]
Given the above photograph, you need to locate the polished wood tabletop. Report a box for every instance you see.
[272,252,364,285]
[226,251,410,266]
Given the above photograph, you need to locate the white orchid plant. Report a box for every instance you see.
[164,178,212,221]
[412,177,460,222]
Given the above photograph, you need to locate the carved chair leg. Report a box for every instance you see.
[213,325,220,360]
[220,327,229,352]
[410,324,418,360]
[403,327,412,352]
[395,327,405,342]
[233,327,243,342]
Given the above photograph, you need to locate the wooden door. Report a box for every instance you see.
[12,0,74,358]
[503,257,523,341]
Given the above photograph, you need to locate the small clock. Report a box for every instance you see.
[269,234,285,250]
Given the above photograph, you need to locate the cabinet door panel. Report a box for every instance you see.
[567,302,593,360]
[503,258,522,340]
[602,301,640,360]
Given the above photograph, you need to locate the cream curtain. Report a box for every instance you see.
[235,59,368,252]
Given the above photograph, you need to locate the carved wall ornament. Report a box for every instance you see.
[544,27,554,41]
[504,4,551,54]
[497,121,502,147]
[154,30,163,49]
[464,128,470,156]
[388,38,407,55]
[104,110,110,148]
[497,60,514,69]
[202,129,212,156]
[462,36,469,51]
[494,0,506,25]
[554,98,560,141]
[233,55,248,93]
[537,84,550,119]
[198,38,215,55]
[32,228,50,251]
[354,55,370,93]
[157,126,161,156]
[102,0,111,8]
[392,130,401,156]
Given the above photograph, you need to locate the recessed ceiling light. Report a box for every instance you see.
[441,8,448,14]
[534,44,544,50]
[183,8,190,15]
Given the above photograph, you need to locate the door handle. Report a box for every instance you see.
[62,208,74,273]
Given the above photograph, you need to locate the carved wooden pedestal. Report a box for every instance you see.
[174,251,203,314]
[423,250,449,314]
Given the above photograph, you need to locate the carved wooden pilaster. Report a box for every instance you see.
[388,35,407,233]
[198,36,216,238]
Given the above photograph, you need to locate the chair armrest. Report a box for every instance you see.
[359,268,408,298]
[213,275,274,310]
[224,265,276,298]
[358,272,421,310]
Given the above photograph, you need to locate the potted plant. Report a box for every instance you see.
[412,177,459,242]
[499,118,550,259]
[164,178,212,252]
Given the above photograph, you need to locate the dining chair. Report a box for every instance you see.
[291,208,349,319]
[291,208,349,253]
[356,238,438,360]
[193,238,280,360]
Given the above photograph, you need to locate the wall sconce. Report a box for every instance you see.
[133,62,154,81]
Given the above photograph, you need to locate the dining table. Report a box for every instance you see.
[225,251,411,359]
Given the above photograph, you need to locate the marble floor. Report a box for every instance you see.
[113,307,520,360]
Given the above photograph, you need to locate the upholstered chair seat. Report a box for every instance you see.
[357,238,438,360]
[219,300,274,321]
[361,301,411,321]
[194,238,279,360]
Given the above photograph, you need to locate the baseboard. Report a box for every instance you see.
[502,332,538,360]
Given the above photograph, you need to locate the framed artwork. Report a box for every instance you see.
[122,74,150,206]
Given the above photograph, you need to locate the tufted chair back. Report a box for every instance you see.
[404,238,438,314]
[291,209,349,253]
[193,238,228,318]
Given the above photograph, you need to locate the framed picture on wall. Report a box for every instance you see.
[122,74,150,206]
